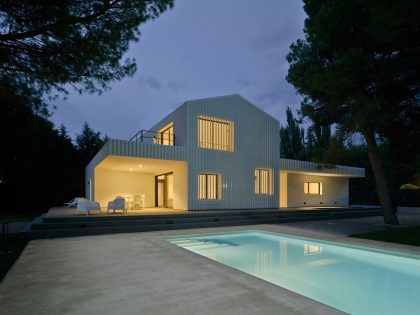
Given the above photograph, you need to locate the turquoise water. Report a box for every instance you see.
[167,230,420,315]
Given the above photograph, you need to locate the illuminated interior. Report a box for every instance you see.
[304,182,322,195]
[198,173,221,200]
[198,115,234,151]
[157,122,174,146]
[94,156,187,210]
[255,168,273,194]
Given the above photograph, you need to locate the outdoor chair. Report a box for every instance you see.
[75,198,101,216]
[107,197,126,214]
[133,194,145,210]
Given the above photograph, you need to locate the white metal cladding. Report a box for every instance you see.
[185,94,280,210]
[279,158,365,177]
[108,139,187,161]
[85,141,111,199]
[86,94,365,210]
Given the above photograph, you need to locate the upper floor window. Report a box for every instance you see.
[198,116,234,152]
[198,173,221,200]
[157,123,174,146]
[304,182,322,195]
[255,168,273,195]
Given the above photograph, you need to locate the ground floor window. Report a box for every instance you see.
[254,168,273,195]
[304,182,322,195]
[198,173,221,200]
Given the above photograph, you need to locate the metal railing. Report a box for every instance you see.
[129,130,175,146]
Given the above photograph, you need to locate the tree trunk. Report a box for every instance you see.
[363,128,398,224]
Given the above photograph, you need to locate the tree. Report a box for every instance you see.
[0,83,84,213]
[286,0,420,224]
[76,122,107,161]
[0,0,173,99]
[0,1,174,214]
[306,123,331,150]
[280,107,305,159]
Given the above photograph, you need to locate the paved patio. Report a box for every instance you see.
[1,211,419,315]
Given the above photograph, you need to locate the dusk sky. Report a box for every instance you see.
[51,0,307,140]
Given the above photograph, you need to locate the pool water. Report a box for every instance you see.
[167,230,420,315]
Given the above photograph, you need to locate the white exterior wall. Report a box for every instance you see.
[86,94,364,210]
[185,95,279,210]
[286,174,349,207]
[95,170,155,208]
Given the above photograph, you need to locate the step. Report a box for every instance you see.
[32,212,339,231]
[42,207,370,223]
[24,209,382,239]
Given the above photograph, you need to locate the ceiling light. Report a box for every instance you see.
[129,168,133,172]
[138,164,143,168]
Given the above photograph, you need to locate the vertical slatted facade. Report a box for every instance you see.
[186,94,279,210]
[86,94,363,210]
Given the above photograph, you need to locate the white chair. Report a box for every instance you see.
[75,198,101,216]
[133,194,145,210]
[107,197,126,214]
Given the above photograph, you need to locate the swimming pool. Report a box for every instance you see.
[167,230,420,315]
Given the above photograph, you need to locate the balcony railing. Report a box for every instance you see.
[129,130,175,146]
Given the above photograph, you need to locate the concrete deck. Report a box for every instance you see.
[1,212,419,315]
[45,207,190,218]
[45,205,379,218]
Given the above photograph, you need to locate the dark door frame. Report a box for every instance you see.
[155,172,173,208]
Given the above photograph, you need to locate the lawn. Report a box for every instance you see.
[352,226,420,247]
[0,213,38,223]
[0,213,36,281]
[0,234,29,281]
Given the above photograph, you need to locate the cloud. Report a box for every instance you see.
[237,78,251,87]
[167,81,188,92]
[137,75,162,90]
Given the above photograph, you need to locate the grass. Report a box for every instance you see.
[0,213,38,223]
[0,213,38,281]
[351,225,420,247]
[0,234,29,281]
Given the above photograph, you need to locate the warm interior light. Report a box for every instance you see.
[138,164,143,168]
[129,168,133,172]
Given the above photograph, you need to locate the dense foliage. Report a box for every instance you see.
[0,1,173,214]
[286,0,420,224]
[0,84,107,213]
[279,107,305,160]
[0,0,173,98]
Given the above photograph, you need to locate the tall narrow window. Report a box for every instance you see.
[198,173,221,200]
[157,123,174,146]
[198,116,234,151]
[304,182,322,195]
[255,168,273,195]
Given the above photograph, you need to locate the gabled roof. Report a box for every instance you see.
[183,94,279,124]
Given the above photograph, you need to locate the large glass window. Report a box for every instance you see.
[198,116,234,151]
[304,182,322,195]
[255,168,273,195]
[198,173,221,200]
[157,123,174,146]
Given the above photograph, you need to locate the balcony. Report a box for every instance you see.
[129,130,175,146]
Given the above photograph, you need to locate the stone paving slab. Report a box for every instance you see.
[1,213,420,315]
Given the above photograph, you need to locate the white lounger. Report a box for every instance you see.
[75,198,101,216]
[64,197,81,208]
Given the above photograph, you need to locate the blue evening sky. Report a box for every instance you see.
[51,0,306,139]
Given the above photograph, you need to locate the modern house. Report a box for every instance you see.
[86,94,364,211]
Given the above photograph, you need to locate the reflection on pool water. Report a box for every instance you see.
[167,230,420,315]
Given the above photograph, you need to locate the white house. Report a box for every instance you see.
[86,94,364,211]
